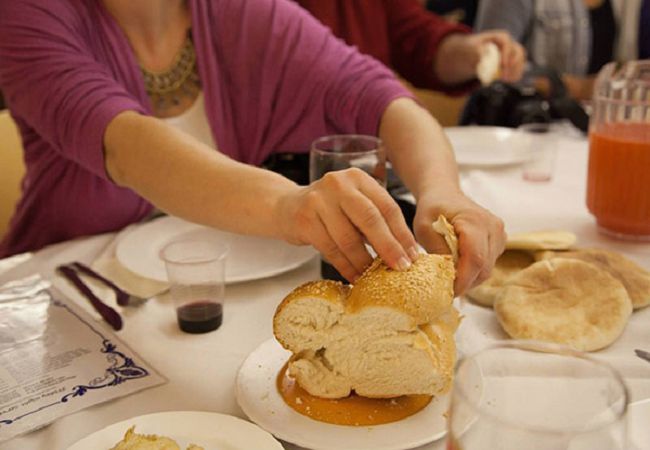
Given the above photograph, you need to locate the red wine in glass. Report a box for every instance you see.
[176,301,223,333]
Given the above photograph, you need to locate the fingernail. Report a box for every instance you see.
[407,246,420,261]
[397,257,411,271]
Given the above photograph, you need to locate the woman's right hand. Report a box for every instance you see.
[276,168,419,282]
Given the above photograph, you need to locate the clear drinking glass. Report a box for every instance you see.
[518,122,560,182]
[309,135,387,187]
[448,341,628,450]
[309,135,387,281]
[161,240,228,334]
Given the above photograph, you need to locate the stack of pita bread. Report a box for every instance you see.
[467,230,650,351]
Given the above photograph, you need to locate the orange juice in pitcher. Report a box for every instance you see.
[587,61,650,240]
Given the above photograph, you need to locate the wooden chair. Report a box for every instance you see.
[0,110,25,239]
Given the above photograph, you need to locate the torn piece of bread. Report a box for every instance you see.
[477,42,501,85]
[538,248,650,310]
[466,249,536,307]
[494,258,632,351]
[433,215,459,263]
[110,426,204,450]
[273,253,458,399]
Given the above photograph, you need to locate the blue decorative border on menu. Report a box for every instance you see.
[0,297,149,428]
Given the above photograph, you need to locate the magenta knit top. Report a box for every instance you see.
[0,0,412,256]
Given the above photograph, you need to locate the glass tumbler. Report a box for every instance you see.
[309,135,387,281]
[448,341,628,450]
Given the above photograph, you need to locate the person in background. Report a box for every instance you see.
[293,0,525,95]
[637,0,650,59]
[426,0,480,27]
[474,0,644,101]
[0,0,506,294]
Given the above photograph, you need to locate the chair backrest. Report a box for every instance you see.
[0,110,25,239]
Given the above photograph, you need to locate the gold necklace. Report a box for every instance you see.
[140,33,201,112]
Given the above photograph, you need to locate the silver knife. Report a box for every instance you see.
[634,349,650,364]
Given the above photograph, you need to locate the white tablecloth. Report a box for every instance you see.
[0,131,648,450]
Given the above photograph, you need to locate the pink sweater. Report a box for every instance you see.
[0,0,411,256]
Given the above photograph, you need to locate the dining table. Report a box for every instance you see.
[0,125,649,450]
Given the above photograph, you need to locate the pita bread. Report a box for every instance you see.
[466,250,535,307]
[539,249,650,310]
[477,42,500,86]
[494,258,632,351]
[506,230,577,251]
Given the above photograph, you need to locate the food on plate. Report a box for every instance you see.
[466,250,536,307]
[273,252,458,400]
[477,42,501,86]
[538,248,650,310]
[494,258,633,351]
[505,230,577,251]
[110,426,204,450]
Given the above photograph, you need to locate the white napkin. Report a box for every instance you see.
[53,224,169,323]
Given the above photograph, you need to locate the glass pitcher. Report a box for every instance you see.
[586,60,650,240]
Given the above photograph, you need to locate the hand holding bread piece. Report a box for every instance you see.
[477,42,501,86]
[273,253,458,399]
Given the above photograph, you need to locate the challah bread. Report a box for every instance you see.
[273,254,458,399]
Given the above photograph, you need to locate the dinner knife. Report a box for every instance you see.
[69,261,131,306]
[56,265,123,331]
[635,349,650,364]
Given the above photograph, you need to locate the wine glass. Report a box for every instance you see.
[448,341,629,450]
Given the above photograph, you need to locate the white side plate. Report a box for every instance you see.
[116,216,317,283]
[445,126,527,167]
[67,411,284,450]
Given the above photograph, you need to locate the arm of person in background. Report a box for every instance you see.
[475,0,593,100]
[385,0,525,91]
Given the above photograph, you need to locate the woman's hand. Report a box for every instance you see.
[413,187,506,295]
[277,168,419,282]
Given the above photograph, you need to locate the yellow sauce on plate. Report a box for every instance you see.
[277,362,432,426]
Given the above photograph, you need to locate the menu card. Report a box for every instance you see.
[0,275,166,443]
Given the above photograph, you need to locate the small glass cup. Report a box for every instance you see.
[161,240,228,334]
[309,135,387,281]
[447,341,629,450]
[518,122,561,182]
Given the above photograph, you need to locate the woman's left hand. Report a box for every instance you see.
[413,187,507,296]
